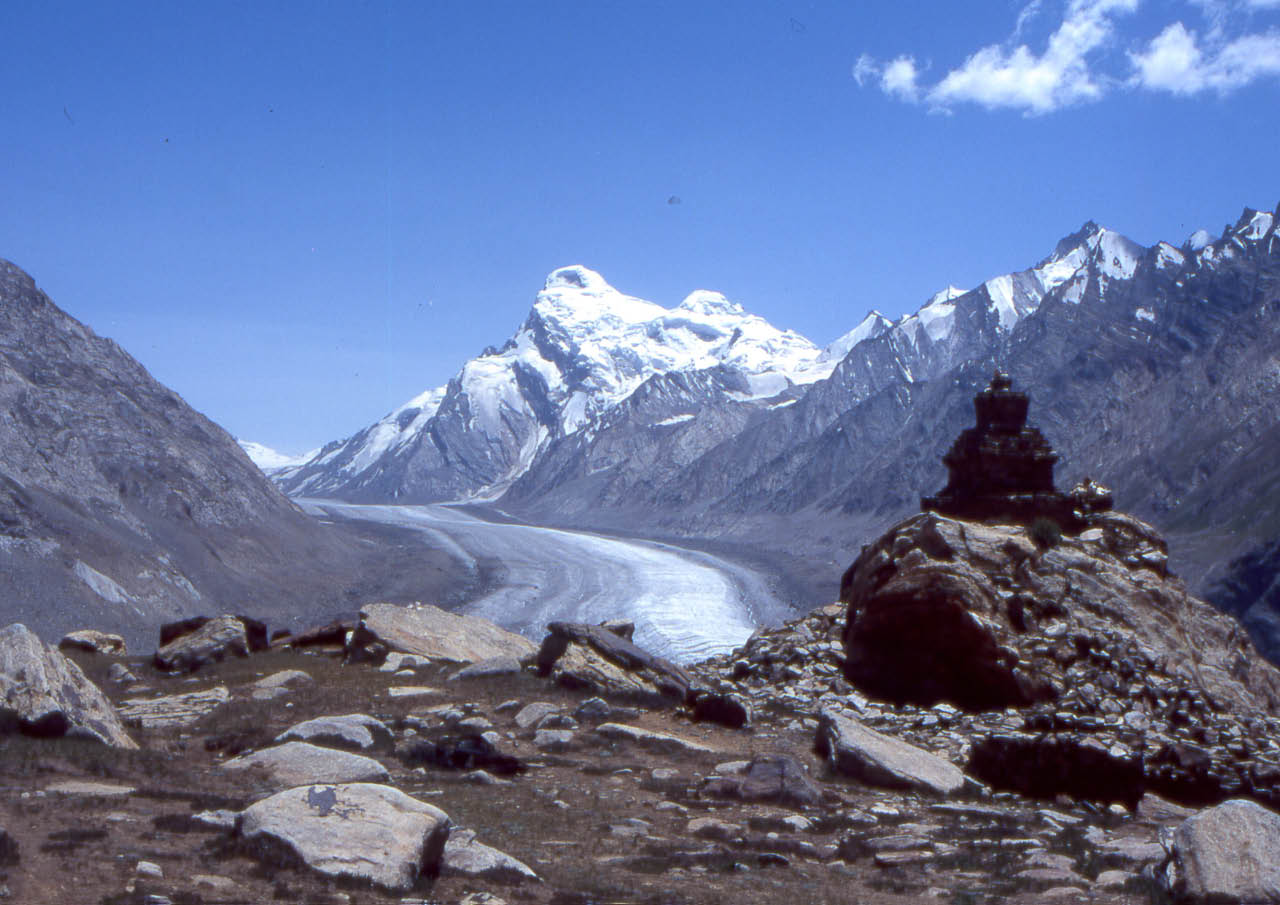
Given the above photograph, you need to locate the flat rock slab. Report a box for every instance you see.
[276,714,392,751]
[117,685,230,730]
[0,623,137,748]
[594,722,716,754]
[222,741,389,789]
[237,782,451,892]
[816,709,964,796]
[443,829,539,883]
[1162,798,1280,904]
[353,603,536,665]
[45,780,135,796]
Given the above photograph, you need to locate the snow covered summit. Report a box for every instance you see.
[277,266,834,503]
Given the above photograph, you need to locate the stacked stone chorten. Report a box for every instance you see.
[922,370,1109,530]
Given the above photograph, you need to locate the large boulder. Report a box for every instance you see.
[536,621,694,705]
[1160,798,1280,903]
[154,615,253,673]
[236,783,450,892]
[839,512,1280,806]
[222,741,389,789]
[349,603,535,665]
[0,623,137,748]
[815,709,964,796]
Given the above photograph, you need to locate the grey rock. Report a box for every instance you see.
[449,656,523,681]
[1161,798,1280,903]
[237,782,451,892]
[153,615,249,673]
[252,669,312,692]
[442,829,539,883]
[350,603,535,665]
[0,623,137,748]
[572,697,614,722]
[533,728,575,751]
[816,709,963,796]
[117,685,230,730]
[594,722,716,754]
[276,714,392,751]
[107,662,137,684]
[222,741,389,789]
[535,621,692,704]
[58,630,127,655]
[513,702,560,730]
[703,754,822,809]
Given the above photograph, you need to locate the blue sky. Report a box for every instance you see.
[3,1,1278,454]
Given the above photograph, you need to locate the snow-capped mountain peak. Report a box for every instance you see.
[279,266,836,502]
[823,310,893,361]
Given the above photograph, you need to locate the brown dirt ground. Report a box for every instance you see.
[0,647,1158,905]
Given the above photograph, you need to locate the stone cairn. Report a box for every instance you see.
[921,369,1112,531]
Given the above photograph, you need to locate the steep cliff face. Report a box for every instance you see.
[0,260,407,648]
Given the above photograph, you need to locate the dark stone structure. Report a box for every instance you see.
[922,370,1111,530]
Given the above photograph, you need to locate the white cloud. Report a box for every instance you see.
[852,53,878,88]
[925,0,1138,113]
[857,0,1280,114]
[1130,20,1280,93]
[881,56,922,102]
[1130,21,1207,92]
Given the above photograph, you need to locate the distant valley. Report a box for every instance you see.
[260,202,1280,659]
[2,201,1279,661]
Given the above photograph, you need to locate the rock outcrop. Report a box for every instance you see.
[838,510,1280,805]
[0,623,136,748]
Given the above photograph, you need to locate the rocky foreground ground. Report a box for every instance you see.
[3,512,1280,905]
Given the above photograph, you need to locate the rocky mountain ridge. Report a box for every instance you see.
[0,260,469,650]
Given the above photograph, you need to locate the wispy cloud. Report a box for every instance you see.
[855,0,1280,114]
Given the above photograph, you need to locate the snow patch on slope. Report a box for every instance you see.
[238,440,318,474]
